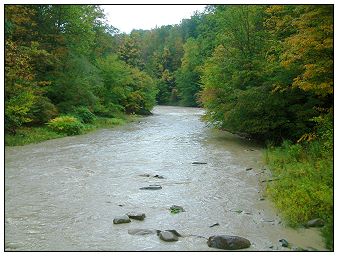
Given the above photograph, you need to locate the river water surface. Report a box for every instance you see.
[5,106,326,251]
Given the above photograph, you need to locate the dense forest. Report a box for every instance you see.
[5,5,333,249]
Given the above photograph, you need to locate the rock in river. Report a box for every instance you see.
[128,229,159,235]
[159,231,179,242]
[207,235,251,250]
[170,205,185,214]
[279,238,289,247]
[113,215,131,224]
[164,229,182,237]
[139,185,162,190]
[127,212,146,220]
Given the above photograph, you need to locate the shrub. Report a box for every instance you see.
[73,106,96,124]
[30,96,58,124]
[93,103,124,118]
[47,115,84,135]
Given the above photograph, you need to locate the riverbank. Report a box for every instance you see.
[265,140,333,250]
[5,115,138,146]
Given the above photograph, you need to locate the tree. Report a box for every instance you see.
[175,38,202,106]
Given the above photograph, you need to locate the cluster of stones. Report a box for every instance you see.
[113,212,146,224]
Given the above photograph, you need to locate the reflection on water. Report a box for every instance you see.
[5,106,326,251]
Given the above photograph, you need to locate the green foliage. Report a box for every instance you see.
[175,38,202,106]
[72,106,96,124]
[96,54,157,115]
[5,91,35,133]
[5,126,62,146]
[30,96,58,124]
[47,115,84,135]
[48,53,101,113]
[266,121,333,249]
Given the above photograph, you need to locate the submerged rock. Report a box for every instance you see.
[159,231,179,242]
[209,223,220,228]
[113,215,131,224]
[139,174,151,177]
[170,205,185,213]
[207,235,251,250]
[139,185,162,190]
[128,229,159,235]
[305,218,324,228]
[127,212,146,220]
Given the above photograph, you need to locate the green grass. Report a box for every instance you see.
[5,114,138,146]
[5,126,63,146]
[265,140,333,250]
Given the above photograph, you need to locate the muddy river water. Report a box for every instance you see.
[5,106,326,251]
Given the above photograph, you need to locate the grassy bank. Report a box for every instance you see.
[265,139,333,250]
[5,115,137,147]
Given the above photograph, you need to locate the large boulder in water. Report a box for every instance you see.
[207,235,251,250]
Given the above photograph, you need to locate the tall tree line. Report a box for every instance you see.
[5,4,333,144]
[5,5,158,133]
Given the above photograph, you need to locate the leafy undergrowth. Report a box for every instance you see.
[5,115,137,146]
[265,139,333,250]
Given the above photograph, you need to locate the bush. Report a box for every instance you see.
[30,96,58,124]
[73,106,96,124]
[47,115,84,135]
[93,103,124,118]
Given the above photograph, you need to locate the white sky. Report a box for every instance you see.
[101,5,207,34]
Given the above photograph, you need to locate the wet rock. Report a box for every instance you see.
[139,185,162,190]
[113,215,131,224]
[279,239,289,247]
[127,212,146,220]
[170,205,185,213]
[128,229,159,235]
[209,223,220,228]
[246,168,253,171]
[231,210,243,214]
[192,162,207,165]
[207,235,251,250]
[159,231,178,242]
[165,230,182,237]
[261,178,280,183]
[139,174,151,177]
[305,218,324,228]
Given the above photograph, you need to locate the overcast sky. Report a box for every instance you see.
[101,5,207,34]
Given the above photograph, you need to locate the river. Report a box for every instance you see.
[5,106,326,251]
